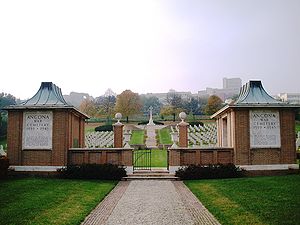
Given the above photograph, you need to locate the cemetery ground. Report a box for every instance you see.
[0,175,299,225]
[0,178,116,225]
[185,175,300,225]
[157,128,172,145]
[129,130,144,145]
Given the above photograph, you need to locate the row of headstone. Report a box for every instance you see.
[170,123,217,147]
[85,131,114,148]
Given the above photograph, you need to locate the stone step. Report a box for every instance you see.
[123,170,179,180]
[122,175,180,181]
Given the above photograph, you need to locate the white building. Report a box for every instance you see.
[198,77,242,101]
[278,93,300,104]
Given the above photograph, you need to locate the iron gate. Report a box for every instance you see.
[133,149,152,170]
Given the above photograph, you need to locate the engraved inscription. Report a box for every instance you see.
[23,111,53,149]
[250,110,281,148]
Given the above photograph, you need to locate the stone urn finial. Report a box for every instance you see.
[179,112,187,122]
[115,112,122,124]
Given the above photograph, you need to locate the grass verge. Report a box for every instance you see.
[185,175,300,225]
[129,130,145,145]
[0,178,116,225]
[157,128,172,145]
[134,149,167,168]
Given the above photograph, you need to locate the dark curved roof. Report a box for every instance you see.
[234,80,283,105]
[5,82,89,118]
[212,80,298,118]
[20,82,70,107]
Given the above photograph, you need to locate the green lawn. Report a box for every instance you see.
[134,149,167,168]
[129,130,145,145]
[0,178,116,225]
[185,175,300,225]
[157,128,172,145]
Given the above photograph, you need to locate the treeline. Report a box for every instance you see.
[79,90,224,122]
[0,93,16,140]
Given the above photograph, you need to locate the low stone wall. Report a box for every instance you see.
[168,147,233,174]
[68,148,134,174]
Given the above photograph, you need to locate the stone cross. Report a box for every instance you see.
[147,106,155,126]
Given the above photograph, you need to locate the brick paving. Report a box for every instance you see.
[82,180,220,225]
[81,181,130,225]
[173,181,221,225]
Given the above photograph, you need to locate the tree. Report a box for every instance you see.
[114,90,142,123]
[0,93,16,140]
[166,91,183,108]
[204,95,223,115]
[95,95,116,122]
[182,97,201,116]
[160,105,185,122]
[140,96,162,116]
[79,99,98,117]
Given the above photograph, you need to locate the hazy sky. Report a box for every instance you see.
[1,0,300,99]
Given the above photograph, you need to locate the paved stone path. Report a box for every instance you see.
[82,180,220,225]
[145,125,157,148]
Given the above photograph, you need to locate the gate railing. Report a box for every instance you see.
[133,149,151,170]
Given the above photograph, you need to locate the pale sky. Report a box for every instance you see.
[1,0,300,99]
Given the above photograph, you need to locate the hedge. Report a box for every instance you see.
[58,163,126,180]
[95,125,113,132]
[175,164,244,180]
[137,121,164,125]
[0,156,9,179]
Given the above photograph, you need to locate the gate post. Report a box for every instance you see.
[178,112,189,147]
[113,113,124,148]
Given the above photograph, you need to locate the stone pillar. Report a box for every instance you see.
[113,113,124,148]
[178,112,189,148]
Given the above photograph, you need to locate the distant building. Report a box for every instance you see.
[198,77,242,101]
[63,92,93,108]
[144,89,192,105]
[278,93,300,104]
[223,77,242,90]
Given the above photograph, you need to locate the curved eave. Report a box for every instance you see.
[4,105,90,119]
[211,104,300,119]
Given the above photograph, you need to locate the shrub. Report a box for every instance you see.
[137,121,164,125]
[95,125,113,132]
[188,121,204,127]
[58,163,126,180]
[175,164,244,180]
[0,156,9,179]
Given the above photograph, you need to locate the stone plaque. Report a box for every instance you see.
[23,111,53,149]
[250,110,281,148]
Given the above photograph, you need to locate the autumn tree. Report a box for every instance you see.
[79,98,98,117]
[160,105,185,122]
[114,90,142,123]
[204,95,223,115]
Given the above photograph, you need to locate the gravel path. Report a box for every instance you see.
[82,180,220,225]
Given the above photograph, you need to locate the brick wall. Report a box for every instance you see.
[169,148,233,166]
[232,108,296,165]
[7,109,86,167]
[279,109,296,164]
[68,148,133,166]
[233,109,250,165]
